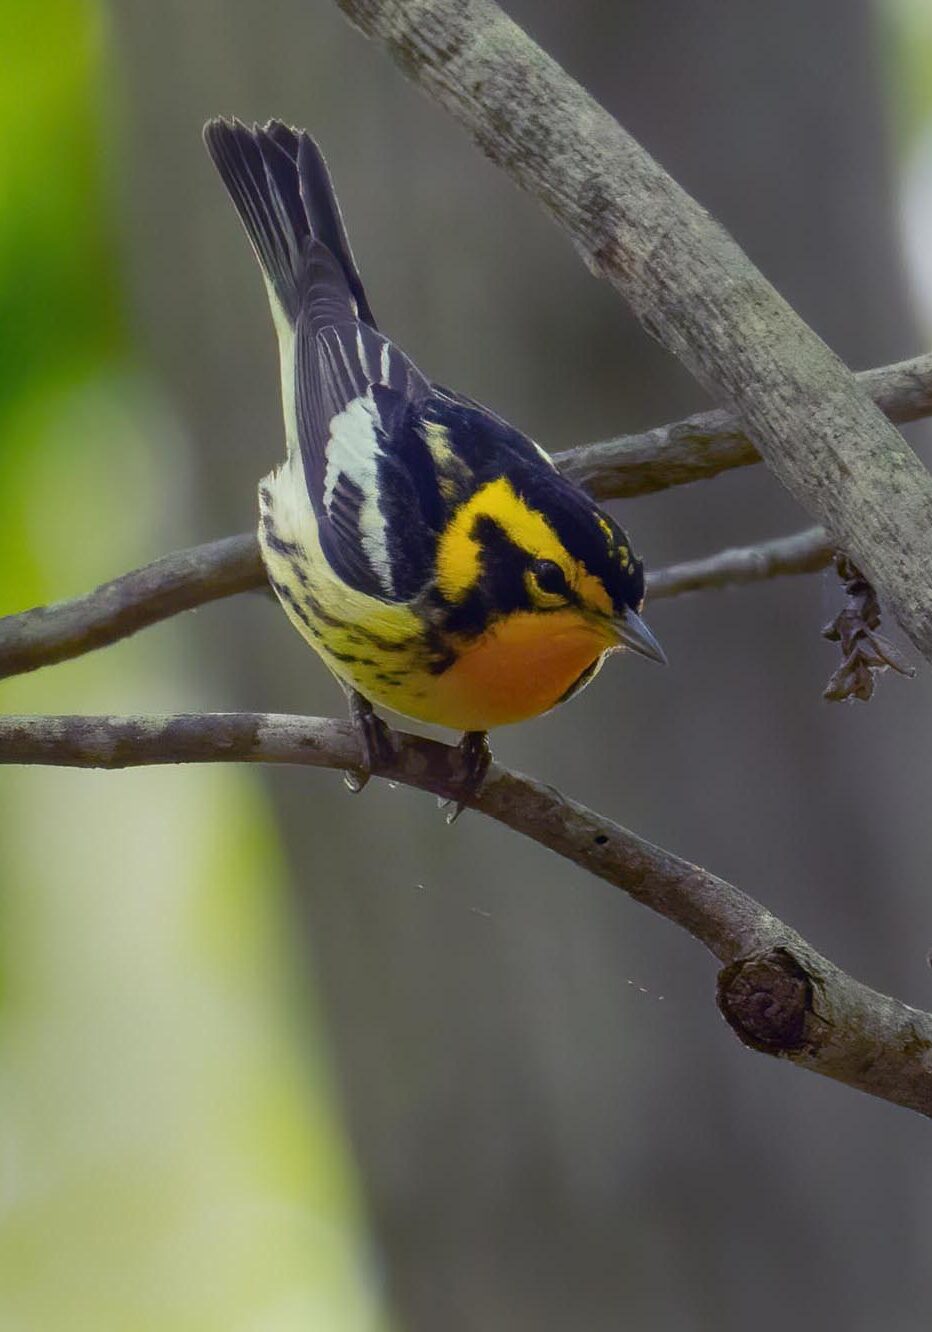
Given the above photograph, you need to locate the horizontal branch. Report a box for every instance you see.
[556,352,932,500]
[3,335,927,684]
[26,350,929,682]
[0,522,835,681]
[0,534,263,681]
[335,0,932,666]
[648,527,830,599]
[2,710,930,1118]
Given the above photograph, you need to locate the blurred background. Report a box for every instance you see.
[2,1,932,1328]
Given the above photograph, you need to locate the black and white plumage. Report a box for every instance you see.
[206,118,430,599]
[203,117,574,607]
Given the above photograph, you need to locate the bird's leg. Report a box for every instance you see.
[343,688,396,793]
[441,730,493,824]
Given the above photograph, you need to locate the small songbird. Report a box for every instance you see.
[204,119,664,811]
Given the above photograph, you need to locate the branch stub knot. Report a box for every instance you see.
[717,947,813,1054]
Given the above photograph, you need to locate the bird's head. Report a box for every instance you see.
[432,468,664,663]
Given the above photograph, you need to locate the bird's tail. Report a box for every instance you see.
[203,117,376,329]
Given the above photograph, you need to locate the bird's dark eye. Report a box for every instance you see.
[531,559,569,595]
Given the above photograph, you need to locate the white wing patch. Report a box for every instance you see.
[295,314,433,600]
[355,324,372,383]
[322,392,392,585]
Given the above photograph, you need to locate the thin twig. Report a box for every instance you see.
[335,0,932,665]
[647,527,831,599]
[1,710,930,1118]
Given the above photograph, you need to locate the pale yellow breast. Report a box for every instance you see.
[258,456,426,692]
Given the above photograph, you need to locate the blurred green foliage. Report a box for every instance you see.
[0,1,121,420]
[0,3,386,1328]
[883,0,932,149]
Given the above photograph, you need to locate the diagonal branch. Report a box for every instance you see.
[2,710,930,1118]
[334,0,932,664]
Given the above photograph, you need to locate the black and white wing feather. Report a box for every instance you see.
[295,271,440,601]
[205,117,447,602]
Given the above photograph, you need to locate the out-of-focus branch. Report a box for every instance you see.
[334,0,932,666]
[0,534,265,680]
[557,353,932,500]
[2,709,931,1118]
[647,527,831,599]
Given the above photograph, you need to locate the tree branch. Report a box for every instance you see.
[334,0,932,663]
[2,710,930,1117]
[556,352,932,500]
[7,340,932,681]
[0,525,833,681]
[648,527,830,599]
[0,534,264,681]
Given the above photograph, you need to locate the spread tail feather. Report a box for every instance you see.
[203,117,376,328]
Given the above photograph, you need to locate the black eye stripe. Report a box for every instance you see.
[531,559,569,595]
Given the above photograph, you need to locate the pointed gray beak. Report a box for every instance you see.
[614,609,667,664]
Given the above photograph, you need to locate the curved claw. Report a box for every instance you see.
[441,730,492,824]
[344,690,396,793]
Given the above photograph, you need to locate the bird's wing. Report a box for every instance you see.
[295,287,446,601]
[430,383,559,475]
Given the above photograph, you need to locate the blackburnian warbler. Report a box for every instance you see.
[204,119,664,809]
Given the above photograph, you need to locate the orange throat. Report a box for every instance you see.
[417,609,616,732]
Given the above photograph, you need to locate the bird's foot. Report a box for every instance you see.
[440,730,492,824]
[344,690,396,793]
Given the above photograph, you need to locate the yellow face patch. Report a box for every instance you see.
[434,476,616,618]
[436,477,569,602]
[576,569,614,617]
